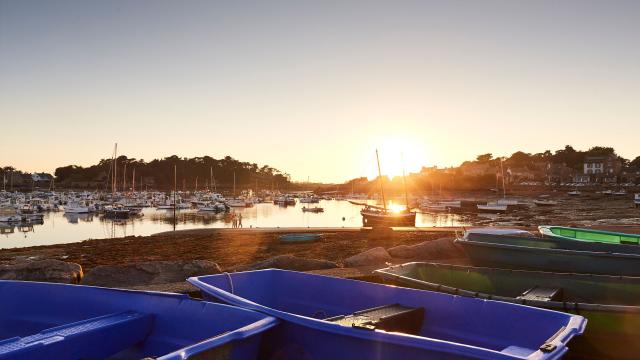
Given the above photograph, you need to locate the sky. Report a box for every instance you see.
[1,0,639,183]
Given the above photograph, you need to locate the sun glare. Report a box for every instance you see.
[366,138,427,180]
[387,202,407,213]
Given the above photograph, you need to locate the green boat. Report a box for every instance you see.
[539,226,640,246]
[375,262,640,360]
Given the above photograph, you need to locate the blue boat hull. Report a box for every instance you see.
[456,237,640,276]
[189,269,585,360]
[0,281,277,360]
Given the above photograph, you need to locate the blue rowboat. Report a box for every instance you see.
[189,269,585,360]
[458,229,640,275]
[0,281,277,360]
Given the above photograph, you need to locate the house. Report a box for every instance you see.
[583,155,621,183]
[620,166,640,184]
[460,162,496,176]
[548,163,575,183]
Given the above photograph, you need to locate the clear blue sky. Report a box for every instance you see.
[1,0,639,182]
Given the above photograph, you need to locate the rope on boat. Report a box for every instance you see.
[223,272,235,295]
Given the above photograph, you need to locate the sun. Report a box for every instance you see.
[366,138,427,180]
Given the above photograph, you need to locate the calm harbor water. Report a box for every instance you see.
[0,200,469,249]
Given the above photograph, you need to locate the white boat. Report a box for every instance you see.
[533,199,558,207]
[64,202,91,214]
[198,202,226,212]
[476,203,508,213]
[0,215,22,223]
[568,190,581,196]
[612,189,627,196]
[635,194,640,208]
[226,199,249,207]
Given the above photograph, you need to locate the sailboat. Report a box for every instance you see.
[476,159,508,213]
[360,150,416,227]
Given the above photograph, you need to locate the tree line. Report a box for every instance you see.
[52,155,291,191]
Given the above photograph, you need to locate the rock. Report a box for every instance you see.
[237,255,338,272]
[81,260,221,287]
[344,247,391,267]
[0,259,83,284]
[388,237,463,259]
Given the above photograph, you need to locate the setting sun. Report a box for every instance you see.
[366,138,428,180]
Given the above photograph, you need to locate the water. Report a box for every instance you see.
[0,200,469,249]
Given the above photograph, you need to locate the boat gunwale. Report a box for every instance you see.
[456,236,640,260]
[188,269,582,360]
[375,262,640,314]
[0,280,281,360]
[539,226,640,244]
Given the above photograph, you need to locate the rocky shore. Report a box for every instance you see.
[0,228,467,292]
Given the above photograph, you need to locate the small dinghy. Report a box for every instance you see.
[376,262,640,360]
[189,269,585,360]
[279,233,321,242]
[533,199,558,207]
[0,281,277,360]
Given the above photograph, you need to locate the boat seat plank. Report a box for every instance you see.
[517,287,563,302]
[0,311,153,359]
[325,304,424,335]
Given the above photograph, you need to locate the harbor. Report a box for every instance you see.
[3,1,640,359]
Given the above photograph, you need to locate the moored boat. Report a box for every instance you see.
[302,206,324,213]
[0,280,277,359]
[375,262,640,360]
[361,205,416,227]
[456,229,640,275]
[476,203,508,213]
[533,199,558,206]
[189,269,585,360]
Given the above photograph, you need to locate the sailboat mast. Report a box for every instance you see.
[173,164,177,231]
[132,168,135,194]
[113,143,118,195]
[401,153,409,208]
[500,158,506,199]
[376,149,387,210]
[123,163,127,192]
[233,172,236,196]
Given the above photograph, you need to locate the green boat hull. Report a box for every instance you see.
[375,262,640,359]
[540,226,640,246]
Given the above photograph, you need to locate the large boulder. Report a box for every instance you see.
[0,259,83,284]
[81,260,221,287]
[388,237,463,259]
[344,247,391,267]
[237,255,338,272]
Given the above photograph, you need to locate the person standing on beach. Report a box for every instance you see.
[238,213,243,228]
